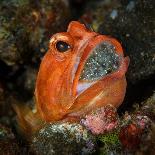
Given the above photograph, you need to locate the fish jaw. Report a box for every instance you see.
[68,55,129,118]
[71,34,125,97]
[66,24,130,118]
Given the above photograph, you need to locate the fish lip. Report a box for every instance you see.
[75,40,122,97]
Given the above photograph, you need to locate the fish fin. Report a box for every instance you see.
[13,103,44,138]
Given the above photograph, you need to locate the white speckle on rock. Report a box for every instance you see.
[110,10,118,20]
[126,1,135,12]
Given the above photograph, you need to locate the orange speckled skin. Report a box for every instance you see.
[35,21,129,122]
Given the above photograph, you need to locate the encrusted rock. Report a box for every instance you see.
[0,0,70,66]
[31,122,96,155]
[81,105,119,135]
[141,92,155,121]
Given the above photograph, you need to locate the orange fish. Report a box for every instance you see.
[14,21,129,135]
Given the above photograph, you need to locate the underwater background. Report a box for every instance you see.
[0,0,155,154]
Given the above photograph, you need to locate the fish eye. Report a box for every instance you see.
[56,41,71,52]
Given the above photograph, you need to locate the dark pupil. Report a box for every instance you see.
[56,41,70,52]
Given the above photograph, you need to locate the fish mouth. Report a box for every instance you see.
[77,41,121,95]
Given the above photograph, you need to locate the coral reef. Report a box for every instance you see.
[136,93,155,154]
[97,131,121,155]
[141,93,155,121]
[81,105,119,135]
[119,113,150,151]
[82,94,154,154]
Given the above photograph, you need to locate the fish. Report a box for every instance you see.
[14,21,129,135]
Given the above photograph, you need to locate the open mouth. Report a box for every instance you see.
[77,41,121,95]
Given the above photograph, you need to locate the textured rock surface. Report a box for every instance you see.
[0,0,70,66]
[129,93,155,154]
[0,0,71,101]
[31,122,96,155]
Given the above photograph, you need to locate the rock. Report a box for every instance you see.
[0,0,71,66]
[31,122,96,155]
[82,0,155,83]
[0,0,71,102]
[0,124,19,155]
[128,93,155,154]
[137,123,155,155]
[141,92,155,122]
[118,92,155,153]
